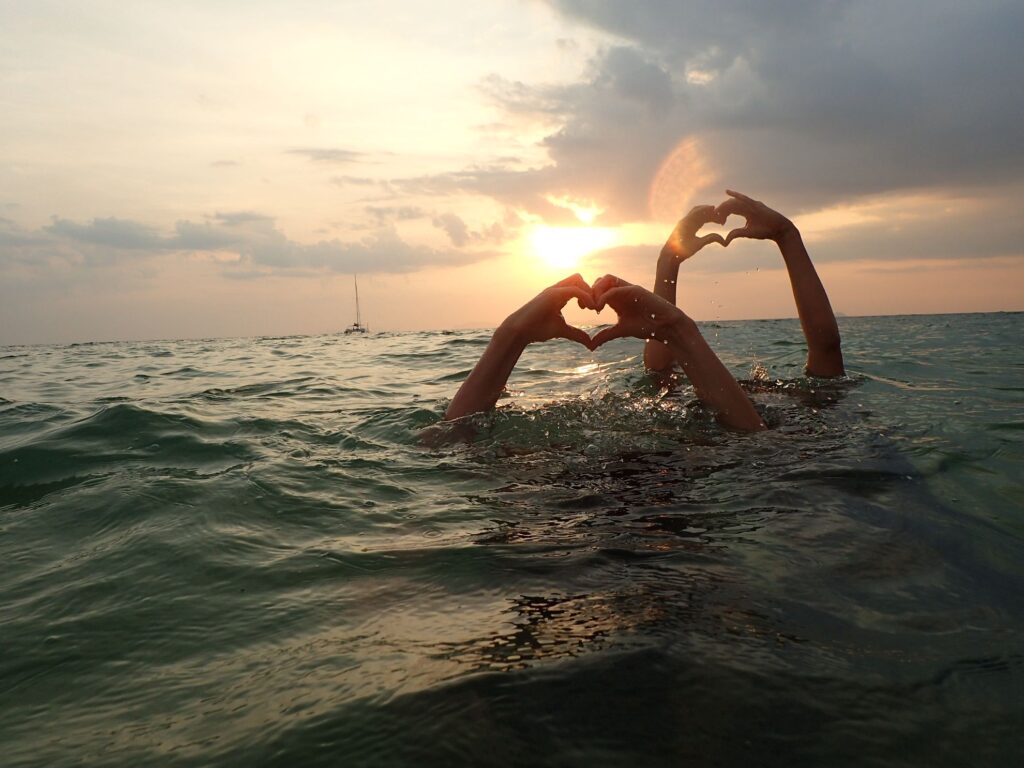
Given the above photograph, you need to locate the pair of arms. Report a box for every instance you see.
[644,190,845,378]
[444,274,765,432]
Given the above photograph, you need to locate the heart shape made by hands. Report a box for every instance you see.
[552,274,682,352]
[553,194,775,350]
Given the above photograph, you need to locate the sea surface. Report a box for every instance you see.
[2,312,1022,767]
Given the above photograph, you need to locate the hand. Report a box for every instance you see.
[660,205,727,263]
[500,273,596,349]
[714,189,796,245]
[590,274,685,348]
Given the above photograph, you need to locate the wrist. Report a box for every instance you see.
[655,254,682,297]
[659,313,700,348]
[657,248,685,269]
[772,221,800,246]
[494,318,531,350]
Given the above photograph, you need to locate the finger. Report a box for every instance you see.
[726,188,756,204]
[590,324,627,349]
[592,274,629,304]
[555,272,589,290]
[724,227,754,246]
[595,285,633,312]
[558,323,593,349]
[685,204,716,221]
[697,233,726,249]
[714,197,747,220]
[553,286,595,310]
[681,204,718,235]
[553,273,593,307]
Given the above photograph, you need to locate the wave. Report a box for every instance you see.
[0,403,260,508]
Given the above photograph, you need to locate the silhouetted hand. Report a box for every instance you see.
[500,273,596,348]
[715,189,796,245]
[660,205,727,262]
[590,274,684,348]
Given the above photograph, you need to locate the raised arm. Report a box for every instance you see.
[443,274,594,420]
[592,275,765,432]
[644,206,725,373]
[716,190,845,377]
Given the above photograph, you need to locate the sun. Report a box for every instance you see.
[529,225,616,271]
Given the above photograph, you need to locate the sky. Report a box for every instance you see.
[2,0,1023,344]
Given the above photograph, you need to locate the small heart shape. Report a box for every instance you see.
[695,212,741,246]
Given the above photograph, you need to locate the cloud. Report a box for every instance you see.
[590,186,1024,276]
[210,211,275,226]
[402,46,701,224]
[287,148,364,164]
[541,1,1024,208]
[0,223,48,249]
[431,212,516,248]
[46,217,167,250]
[6,213,485,276]
[330,175,380,187]
[398,2,1024,230]
[432,213,470,247]
[365,205,426,222]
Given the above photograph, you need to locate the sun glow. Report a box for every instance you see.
[529,226,616,271]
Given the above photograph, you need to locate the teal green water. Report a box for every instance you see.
[2,313,1022,767]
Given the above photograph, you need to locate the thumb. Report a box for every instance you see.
[590,324,626,349]
[725,227,752,246]
[698,233,726,249]
[559,324,593,349]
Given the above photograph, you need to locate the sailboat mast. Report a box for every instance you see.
[354,274,361,326]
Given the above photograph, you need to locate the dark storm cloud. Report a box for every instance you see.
[412,1,1024,228]
[555,1,1024,199]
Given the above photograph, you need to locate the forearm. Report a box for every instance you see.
[444,324,527,420]
[661,316,765,431]
[776,228,845,377]
[643,254,681,372]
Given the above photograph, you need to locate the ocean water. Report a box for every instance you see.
[1,312,1022,767]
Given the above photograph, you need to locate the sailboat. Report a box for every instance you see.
[343,274,369,334]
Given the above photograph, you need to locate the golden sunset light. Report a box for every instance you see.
[0,0,1020,343]
[528,225,617,272]
[3,5,1023,767]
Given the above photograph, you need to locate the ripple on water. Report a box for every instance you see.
[2,317,1023,767]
